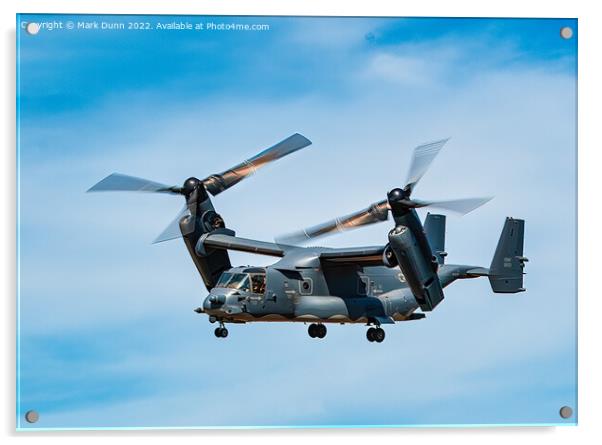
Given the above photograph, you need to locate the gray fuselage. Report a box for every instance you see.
[201,246,473,325]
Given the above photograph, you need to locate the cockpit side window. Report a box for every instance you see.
[250,274,266,295]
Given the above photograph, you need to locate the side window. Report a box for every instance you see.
[250,274,266,295]
[299,278,313,295]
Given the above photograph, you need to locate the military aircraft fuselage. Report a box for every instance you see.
[201,246,475,326]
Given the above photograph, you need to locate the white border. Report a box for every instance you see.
[3,1,600,444]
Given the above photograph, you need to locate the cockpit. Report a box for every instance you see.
[215,269,266,295]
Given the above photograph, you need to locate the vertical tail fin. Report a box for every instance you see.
[425,213,447,264]
[488,217,528,293]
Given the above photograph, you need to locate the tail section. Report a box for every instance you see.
[424,213,447,264]
[488,217,528,293]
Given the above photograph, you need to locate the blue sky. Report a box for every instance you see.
[17,15,577,429]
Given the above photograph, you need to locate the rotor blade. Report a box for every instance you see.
[404,138,449,193]
[202,133,312,195]
[411,196,493,216]
[88,173,180,194]
[153,205,195,244]
[276,200,389,245]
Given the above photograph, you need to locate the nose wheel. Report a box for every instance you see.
[214,322,228,338]
[367,327,385,343]
[308,323,327,339]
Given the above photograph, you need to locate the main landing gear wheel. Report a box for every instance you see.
[366,327,385,343]
[214,327,228,338]
[308,323,327,339]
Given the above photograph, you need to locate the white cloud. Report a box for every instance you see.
[364,53,437,86]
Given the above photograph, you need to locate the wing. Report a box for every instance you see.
[201,233,295,257]
[201,234,385,266]
[319,246,385,267]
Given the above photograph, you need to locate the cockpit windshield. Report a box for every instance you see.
[216,272,267,294]
[215,273,230,288]
[215,273,250,292]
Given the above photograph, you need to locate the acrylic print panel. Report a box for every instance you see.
[16,14,577,429]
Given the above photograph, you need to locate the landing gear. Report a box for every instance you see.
[308,323,327,339]
[214,322,228,338]
[366,327,385,343]
[214,327,228,338]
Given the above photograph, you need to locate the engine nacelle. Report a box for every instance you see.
[387,225,444,311]
[382,244,398,268]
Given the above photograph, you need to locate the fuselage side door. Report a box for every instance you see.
[260,269,295,316]
[358,274,371,296]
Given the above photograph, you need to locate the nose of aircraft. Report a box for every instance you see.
[208,294,226,305]
[203,293,225,311]
[203,291,245,316]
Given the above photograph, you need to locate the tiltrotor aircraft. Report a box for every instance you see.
[89,133,527,342]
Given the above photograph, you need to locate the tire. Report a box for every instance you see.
[317,324,327,338]
[308,324,317,338]
[214,327,222,338]
[374,328,385,343]
[366,327,376,342]
[220,328,229,338]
